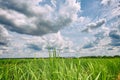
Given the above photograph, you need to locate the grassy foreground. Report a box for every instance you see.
[0,57,120,80]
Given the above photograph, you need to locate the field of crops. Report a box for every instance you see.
[0,57,120,80]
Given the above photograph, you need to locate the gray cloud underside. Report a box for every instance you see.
[81,19,106,33]
[81,0,120,50]
[1,0,120,58]
[0,31,74,56]
[109,30,120,46]
[0,0,80,36]
[0,25,10,46]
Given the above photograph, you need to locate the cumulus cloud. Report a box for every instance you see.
[0,0,81,36]
[109,30,120,46]
[100,0,120,21]
[0,31,74,58]
[82,32,106,49]
[80,30,117,56]
[61,0,120,56]
[0,24,11,55]
[82,42,94,49]
[1,0,120,58]
[81,25,120,54]
[90,0,120,49]
[25,31,73,51]
[101,0,113,5]
[81,19,106,33]
[0,25,10,46]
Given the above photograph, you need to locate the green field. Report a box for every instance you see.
[0,57,120,80]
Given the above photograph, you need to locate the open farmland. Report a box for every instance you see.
[0,57,120,80]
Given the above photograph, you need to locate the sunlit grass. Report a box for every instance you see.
[0,57,120,80]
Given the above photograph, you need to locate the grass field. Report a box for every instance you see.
[0,57,120,80]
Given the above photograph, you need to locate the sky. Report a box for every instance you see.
[0,0,120,58]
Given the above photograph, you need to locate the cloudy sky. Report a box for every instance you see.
[0,0,120,58]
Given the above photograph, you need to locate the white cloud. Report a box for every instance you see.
[0,0,81,36]
[51,0,57,7]
[109,30,120,46]
[0,25,11,45]
[0,0,81,58]
[59,0,81,21]
[25,31,73,51]
[101,0,112,5]
[1,0,120,58]
[100,0,120,21]
[0,31,74,58]
[0,24,12,55]
[81,18,106,33]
